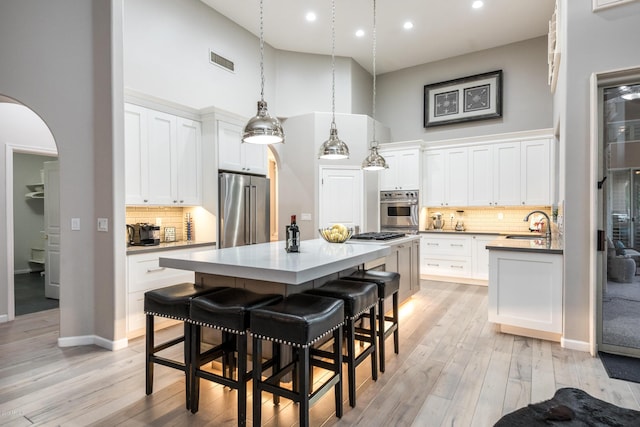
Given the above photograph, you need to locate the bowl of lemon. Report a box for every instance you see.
[318,224,353,243]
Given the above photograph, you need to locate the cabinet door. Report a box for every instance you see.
[124,104,148,204]
[445,147,468,206]
[521,139,551,205]
[217,120,244,172]
[468,145,494,206]
[242,142,268,175]
[176,118,202,205]
[396,244,412,302]
[424,150,445,206]
[471,234,496,281]
[397,149,420,190]
[379,152,399,190]
[147,110,176,205]
[493,142,521,206]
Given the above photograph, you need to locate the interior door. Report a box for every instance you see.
[43,160,60,299]
[319,167,363,231]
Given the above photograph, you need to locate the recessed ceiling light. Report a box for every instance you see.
[355,29,365,37]
[403,21,414,30]
[472,1,484,9]
[305,11,316,22]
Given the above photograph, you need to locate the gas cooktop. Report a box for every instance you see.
[350,232,406,241]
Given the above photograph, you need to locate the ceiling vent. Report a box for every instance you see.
[209,50,235,73]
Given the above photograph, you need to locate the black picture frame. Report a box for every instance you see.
[424,70,503,128]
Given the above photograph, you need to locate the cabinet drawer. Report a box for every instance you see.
[421,236,471,256]
[421,256,471,277]
[127,250,196,293]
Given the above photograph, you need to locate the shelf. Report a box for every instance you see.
[25,191,44,199]
[26,183,44,192]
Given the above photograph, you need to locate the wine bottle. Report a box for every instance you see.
[285,215,300,253]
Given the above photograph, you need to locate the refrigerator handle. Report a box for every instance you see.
[251,185,257,244]
[244,185,251,245]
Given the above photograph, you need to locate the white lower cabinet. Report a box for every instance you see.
[488,250,563,334]
[421,233,497,282]
[471,235,497,280]
[126,246,213,336]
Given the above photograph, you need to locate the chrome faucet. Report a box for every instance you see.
[524,210,552,241]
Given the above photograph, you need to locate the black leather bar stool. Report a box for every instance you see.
[305,279,378,408]
[250,293,344,427]
[188,288,282,426]
[342,270,400,372]
[144,282,226,409]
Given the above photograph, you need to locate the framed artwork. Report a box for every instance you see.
[424,70,503,128]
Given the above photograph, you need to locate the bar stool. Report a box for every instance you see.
[305,279,378,408]
[144,282,226,409]
[342,270,400,372]
[250,293,345,427]
[188,288,282,426]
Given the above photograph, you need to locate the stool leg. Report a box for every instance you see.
[378,299,386,373]
[298,345,310,427]
[183,322,191,410]
[369,306,378,382]
[237,334,247,427]
[272,341,280,406]
[333,326,343,419]
[145,314,154,395]
[345,318,356,408]
[190,324,201,414]
[252,336,263,426]
[393,292,399,354]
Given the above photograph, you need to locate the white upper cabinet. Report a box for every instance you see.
[379,147,420,191]
[520,139,551,206]
[423,147,468,207]
[124,103,202,206]
[218,120,267,176]
[467,145,494,206]
[493,142,522,206]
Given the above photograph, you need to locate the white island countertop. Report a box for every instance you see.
[159,238,391,285]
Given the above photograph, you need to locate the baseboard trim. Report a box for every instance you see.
[561,337,590,352]
[58,335,129,351]
[0,314,8,323]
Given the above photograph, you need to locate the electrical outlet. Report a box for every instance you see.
[498,212,504,220]
[449,213,455,220]
[71,218,80,231]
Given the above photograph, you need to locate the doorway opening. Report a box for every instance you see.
[1,96,58,322]
[598,74,640,358]
[268,146,279,241]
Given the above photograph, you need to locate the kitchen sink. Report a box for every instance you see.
[505,235,545,240]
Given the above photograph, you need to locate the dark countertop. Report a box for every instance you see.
[485,235,563,255]
[126,240,216,255]
[420,230,503,236]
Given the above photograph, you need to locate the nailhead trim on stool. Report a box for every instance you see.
[144,282,227,410]
[342,270,400,373]
[305,279,379,408]
[250,293,345,427]
[188,288,282,426]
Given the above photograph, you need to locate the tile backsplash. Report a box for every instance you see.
[126,207,189,242]
[420,206,554,234]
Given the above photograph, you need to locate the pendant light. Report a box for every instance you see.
[362,0,388,171]
[243,0,284,145]
[318,0,350,159]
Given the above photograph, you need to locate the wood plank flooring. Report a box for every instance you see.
[1,280,639,426]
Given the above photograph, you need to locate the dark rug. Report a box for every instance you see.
[494,387,640,426]
[599,352,640,384]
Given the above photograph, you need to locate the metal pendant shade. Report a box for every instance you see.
[243,0,284,145]
[318,0,349,159]
[362,0,387,170]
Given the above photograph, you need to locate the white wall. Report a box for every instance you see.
[376,36,553,142]
[559,0,640,346]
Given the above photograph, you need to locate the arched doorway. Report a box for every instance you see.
[0,95,59,322]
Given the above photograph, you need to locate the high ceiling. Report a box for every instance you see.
[201,0,556,75]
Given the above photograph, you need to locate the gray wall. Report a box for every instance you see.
[376,36,553,142]
[13,153,57,273]
[558,0,640,345]
[0,0,125,345]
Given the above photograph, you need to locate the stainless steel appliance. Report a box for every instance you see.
[127,223,160,246]
[219,172,270,248]
[350,231,406,241]
[380,190,419,234]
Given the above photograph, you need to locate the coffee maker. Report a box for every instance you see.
[127,223,160,246]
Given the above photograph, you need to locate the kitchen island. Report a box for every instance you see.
[159,238,392,294]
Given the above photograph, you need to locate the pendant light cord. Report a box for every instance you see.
[260,0,265,102]
[371,0,377,146]
[331,0,337,128]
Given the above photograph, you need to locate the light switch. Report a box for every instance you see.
[97,218,108,232]
[71,218,80,230]
[301,213,312,221]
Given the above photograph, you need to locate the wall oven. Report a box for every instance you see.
[380,190,419,234]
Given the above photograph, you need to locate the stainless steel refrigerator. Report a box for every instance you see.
[218,172,270,248]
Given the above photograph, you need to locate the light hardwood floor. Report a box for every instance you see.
[1,280,640,426]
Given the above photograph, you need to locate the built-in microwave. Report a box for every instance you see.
[379,190,419,233]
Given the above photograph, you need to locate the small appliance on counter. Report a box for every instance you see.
[431,212,445,230]
[127,223,160,246]
[455,210,465,231]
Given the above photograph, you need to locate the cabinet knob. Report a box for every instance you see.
[180,200,184,203]
[173,200,178,203]
[143,199,148,203]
